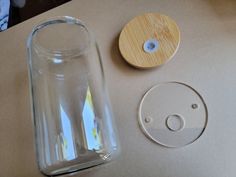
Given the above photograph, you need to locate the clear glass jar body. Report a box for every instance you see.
[27,16,120,176]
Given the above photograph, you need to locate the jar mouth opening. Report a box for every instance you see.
[27,16,92,59]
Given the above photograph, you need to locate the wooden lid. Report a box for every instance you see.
[119,13,180,69]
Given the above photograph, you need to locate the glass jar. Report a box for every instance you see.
[27,16,120,176]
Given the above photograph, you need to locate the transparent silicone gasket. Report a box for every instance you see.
[138,82,208,148]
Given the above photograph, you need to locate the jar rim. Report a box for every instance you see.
[27,16,92,59]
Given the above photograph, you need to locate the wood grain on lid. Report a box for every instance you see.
[119,13,180,69]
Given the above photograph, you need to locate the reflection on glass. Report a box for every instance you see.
[59,105,76,161]
[82,87,102,151]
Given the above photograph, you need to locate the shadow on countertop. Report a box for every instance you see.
[206,0,236,18]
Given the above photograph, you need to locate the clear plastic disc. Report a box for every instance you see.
[138,82,208,148]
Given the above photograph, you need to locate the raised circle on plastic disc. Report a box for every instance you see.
[138,82,208,148]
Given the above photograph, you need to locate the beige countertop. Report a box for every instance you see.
[1,0,236,176]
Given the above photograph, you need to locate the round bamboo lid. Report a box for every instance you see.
[119,13,180,69]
